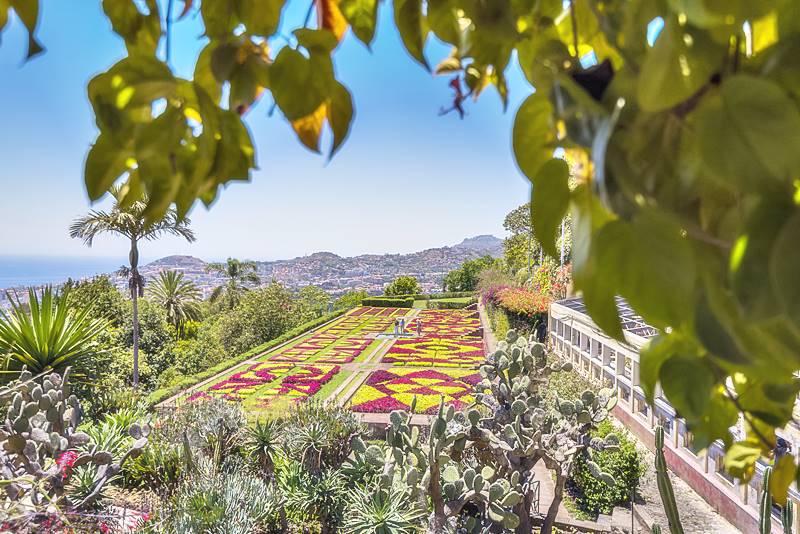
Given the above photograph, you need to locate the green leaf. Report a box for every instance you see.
[327,82,354,158]
[570,186,622,340]
[771,454,796,506]
[201,0,237,39]
[340,0,378,47]
[236,0,285,36]
[626,210,695,328]
[194,43,222,104]
[8,0,43,58]
[294,28,339,53]
[659,355,715,420]
[531,158,570,258]
[696,76,800,190]
[134,106,186,159]
[640,334,685,404]
[101,0,160,56]
[512,93,556,182]
[84,134,129,201]
[723,439,762,481]
[229,52,270,113]
[270,47,332,121]
[637,18,721,112]
[732,200,794,320]
[517,35,570,94]
[209,110,256,183]
[394,0,429,69]
[0,0,9,33]
[702,0,775,23]
[427,0,460,45]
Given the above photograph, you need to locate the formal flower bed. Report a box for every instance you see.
[382,337,484,367]
[406,309,482,338]
[349,368,481,414]
[260,364,340,405]
[187,362,340,407]
[186,362,295,402]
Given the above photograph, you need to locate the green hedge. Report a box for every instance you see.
[570,420,646,515]
[403,291,474,300]
[428,298,477,309]
[361,297,414,308]
[147,308,347,406]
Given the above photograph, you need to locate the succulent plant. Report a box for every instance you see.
[471,330,617,534]
[0,366,148,515]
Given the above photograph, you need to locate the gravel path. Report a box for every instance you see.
[635,446,741,534]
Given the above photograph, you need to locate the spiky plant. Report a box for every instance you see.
[343,484,425,533]
[70,186,196,386]
[0,286,107,378]
[147,270,202,337]
[245,418,283,477]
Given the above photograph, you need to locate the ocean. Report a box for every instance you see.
[0,256,131,290]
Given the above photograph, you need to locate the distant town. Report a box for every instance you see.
[0,235,502,305]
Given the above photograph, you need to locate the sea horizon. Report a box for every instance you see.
[0,255,140,290]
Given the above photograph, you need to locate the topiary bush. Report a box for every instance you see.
[570,420,646,515]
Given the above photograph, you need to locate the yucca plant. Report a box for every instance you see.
[245,418,283,477]
[343,484,425,533]
[0,286,107,379]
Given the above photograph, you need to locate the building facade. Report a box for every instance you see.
[549,296,798,534]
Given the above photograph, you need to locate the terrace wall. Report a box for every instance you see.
[548,301,794,534]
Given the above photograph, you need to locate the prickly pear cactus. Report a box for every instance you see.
[346,397,522,533]
[471,330,619,534]
[0,367,149,512]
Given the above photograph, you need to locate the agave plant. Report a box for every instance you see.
[0,286,108,378]
[343,484,425,533]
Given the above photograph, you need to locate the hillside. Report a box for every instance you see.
[133,235,502,297]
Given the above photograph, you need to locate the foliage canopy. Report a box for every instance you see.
[4,0,800,498]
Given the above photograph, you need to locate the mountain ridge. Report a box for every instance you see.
[138,235,502,296]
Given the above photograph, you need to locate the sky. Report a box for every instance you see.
[0,1,532,263]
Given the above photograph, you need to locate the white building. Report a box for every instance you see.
[549,296,798,534]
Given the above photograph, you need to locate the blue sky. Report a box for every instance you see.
[0,1,531,262]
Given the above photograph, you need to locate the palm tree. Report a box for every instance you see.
[0,286,108,378]
[147,270,202,337]
[69,187,196,387]
[206,258,260,309]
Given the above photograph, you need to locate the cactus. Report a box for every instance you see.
[653,426,684,534]
[652,526,662,534]
[783,500,793,534]
[761,466,773,534]
[0,367,149,514]
[471,330,616,534]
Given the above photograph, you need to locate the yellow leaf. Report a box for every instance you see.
[291,104,327,153]
[770,454,795,506]
[317,0,348,43]
[752,11,778,55]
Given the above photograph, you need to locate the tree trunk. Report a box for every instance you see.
[130,238,140,388]
[427,461,448,534]
[541,472,565,534]
[131,284,139,387]
[515,486,534,534]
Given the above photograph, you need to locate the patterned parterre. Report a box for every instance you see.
[349,368,481,414]
[382,337,484,367]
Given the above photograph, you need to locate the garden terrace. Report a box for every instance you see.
[161,305,490,421]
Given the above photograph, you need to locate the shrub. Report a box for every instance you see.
[361,297,414,308]
[428,298,476,309]
[570,420,646,515]
[384,276,421,296]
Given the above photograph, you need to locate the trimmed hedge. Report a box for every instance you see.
[428,298,477,309]
[147,308,348,406]
[361,297,414,308]
[405,291,474,300]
